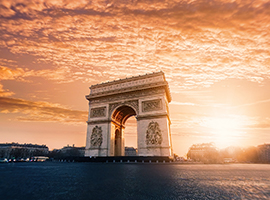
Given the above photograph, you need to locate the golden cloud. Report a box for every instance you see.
[0,84,14,97]
[0,66,24,80]
[0,0,270,91]
[0,65,72,84]
[0,97,88,123]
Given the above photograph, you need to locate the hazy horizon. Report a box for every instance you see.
[1,0,270,156]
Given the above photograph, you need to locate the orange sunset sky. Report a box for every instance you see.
[0,0,270,156]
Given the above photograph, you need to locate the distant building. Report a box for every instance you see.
[0,143,49,158]
[258,144,270,163]
[187,142,219,163]
[60,144,85,157]
[125,147,137,156]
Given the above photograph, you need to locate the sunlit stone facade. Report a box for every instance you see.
[85,71,173,157]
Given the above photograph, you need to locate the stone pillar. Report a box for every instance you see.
[137,116,172,156]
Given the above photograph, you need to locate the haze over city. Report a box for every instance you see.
[0,0,270,156]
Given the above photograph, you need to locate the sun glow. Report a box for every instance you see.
[201,116,245,149]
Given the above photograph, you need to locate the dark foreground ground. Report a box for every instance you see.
[0,162,269,200]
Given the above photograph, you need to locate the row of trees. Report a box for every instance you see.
[48,148,84,159]
[0,145,85,159]
[0,148,47,159]
[186,143,265,163]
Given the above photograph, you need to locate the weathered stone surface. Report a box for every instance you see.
[90,126,103,147]
[142,99,162,112]
[90,107,106,118]
[146,121,162,145]
[109,100,139,116]
[85,71,173,157]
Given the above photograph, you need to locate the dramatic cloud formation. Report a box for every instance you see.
[0,0,269,153]
[0,96,87,123]
[1,0,270,88]
[0,84,14,97]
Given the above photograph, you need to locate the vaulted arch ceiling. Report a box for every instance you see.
[112,105,136,125]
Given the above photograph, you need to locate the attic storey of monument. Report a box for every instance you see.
[85,71,173,157]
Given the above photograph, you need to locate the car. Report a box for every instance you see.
[0,158,8,163]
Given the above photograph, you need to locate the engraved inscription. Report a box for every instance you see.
[90,126,103,147]
[146,121,162,145]
[142,99,162,112]
[90,106,106,118]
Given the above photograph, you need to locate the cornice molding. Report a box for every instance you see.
[90,71,164,89]
[86,82,172,102]
[87,120,110,125]
[136,113,171,124]
[87,119,125,128]
[139,146,171,149]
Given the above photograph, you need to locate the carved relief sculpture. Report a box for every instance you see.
[90,106,106,118]
[142,99,162,112]
[146,121,162,145]
[90,126,103,147]
[85,71,172,157]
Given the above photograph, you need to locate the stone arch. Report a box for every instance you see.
[85,71,173,157]
[111,105,137,124]
[109,100,139,118]
[110,105,137,156]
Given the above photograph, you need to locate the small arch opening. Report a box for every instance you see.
[125,116,137,149]
[114,129,121,156]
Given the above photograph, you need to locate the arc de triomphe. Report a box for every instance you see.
[85,71,173,157]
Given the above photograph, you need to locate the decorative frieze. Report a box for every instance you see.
[146,121,162,145]
[90,106,106,118]
[90,73,164,94]
[90,126,103,147]
[142,99,162,112]
[85,72,172,157]
[90,87,165,104]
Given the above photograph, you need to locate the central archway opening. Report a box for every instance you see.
[111,105,137,156]
[124,116,137,149]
